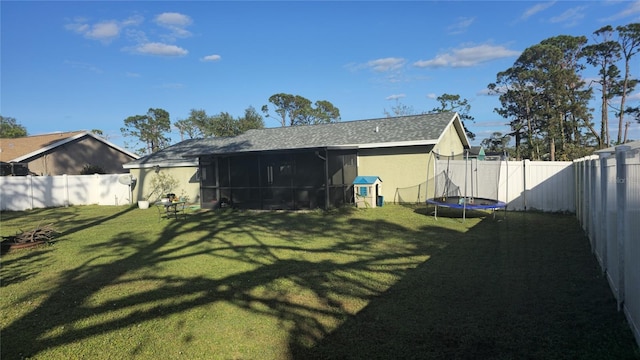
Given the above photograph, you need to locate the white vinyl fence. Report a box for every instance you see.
[427,159,575,212]
[574,144,640,347]
[0,174,134,211]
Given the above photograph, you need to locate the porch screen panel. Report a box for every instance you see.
[199,156,218,208]
[260,154,292,187]
[230,155,259,187]
[328,153,343,186]
[292,152,324,209]
[293,152,324,187]
[342,153,357,185]
[327,151,357,207]
[219,157,231,187]
[199,156,217,187]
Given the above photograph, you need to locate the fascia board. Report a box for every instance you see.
[123,160,199,169]
[12,132,140,162]
[348,139,438,149]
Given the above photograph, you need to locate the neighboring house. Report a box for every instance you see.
[0,131,139,175]
[468,146,505,161]
[124,112,470,210]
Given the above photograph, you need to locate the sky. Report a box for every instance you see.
[2,1,640,154]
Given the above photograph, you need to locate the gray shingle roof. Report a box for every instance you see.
[125,112,465,168]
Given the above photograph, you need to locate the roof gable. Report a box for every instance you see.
[1,131,139,162]
[1,131,85,162]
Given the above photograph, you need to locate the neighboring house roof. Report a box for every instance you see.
[0,131,139,162]
[468,146,483,156]
[595,140,640,154]
[124,112,469,169]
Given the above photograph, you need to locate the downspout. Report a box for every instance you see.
[227,157,231,203]
[314,149,328,209]
[257,155,263,210]
[325,148,330,209]
[215,158,220,205]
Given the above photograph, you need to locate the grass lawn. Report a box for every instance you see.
[1,205,638,359]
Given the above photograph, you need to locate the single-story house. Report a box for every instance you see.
[124,112,470,210]
[0,131,139,175]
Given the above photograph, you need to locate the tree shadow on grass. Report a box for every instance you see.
[0,248,51,286]
[1,209,638,359]
[1,207,456,358]
[292,212,640,360]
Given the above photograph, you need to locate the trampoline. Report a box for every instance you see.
[427,196,506,210]
[427,150,508,220]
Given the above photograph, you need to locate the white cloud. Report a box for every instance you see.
[521,1,557,20]
[132,42,188,56]
[202,54,222,62]
[385,94,406,100]
[549,6,587,26]
[155,12,192,27]
[88,21,120,39]
[155,12,192,40]
[65,16,142,43]
[121,15,144,27]
[367,57,406,72]
[628,91,640,101]
[602,0,640,21]
[66,20,119,42]
[126,72,141,78]
[413,44,520,68]
[448,17,475,35]
[426,93,437,99]
[125,29,148,44]
[65,22,89,34]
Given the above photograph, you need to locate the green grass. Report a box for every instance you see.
[1,205,638,360]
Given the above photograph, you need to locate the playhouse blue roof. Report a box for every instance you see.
[353,176,382,184]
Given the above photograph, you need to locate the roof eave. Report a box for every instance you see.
[123,160,199,169]
[354,139,438,149]
[12,131,140,162]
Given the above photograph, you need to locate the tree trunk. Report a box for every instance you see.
[623,121,630,143]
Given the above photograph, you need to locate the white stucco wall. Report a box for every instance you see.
[130,166,200,204]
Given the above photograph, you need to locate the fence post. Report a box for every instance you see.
[63,174,69,207]
[590,157,598,256]
[599,153,610,273]
[522,159,529,211]
[28,175,34,210]
[574,159,581,226]
[615,146,629,311]
[94,173,101,205]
